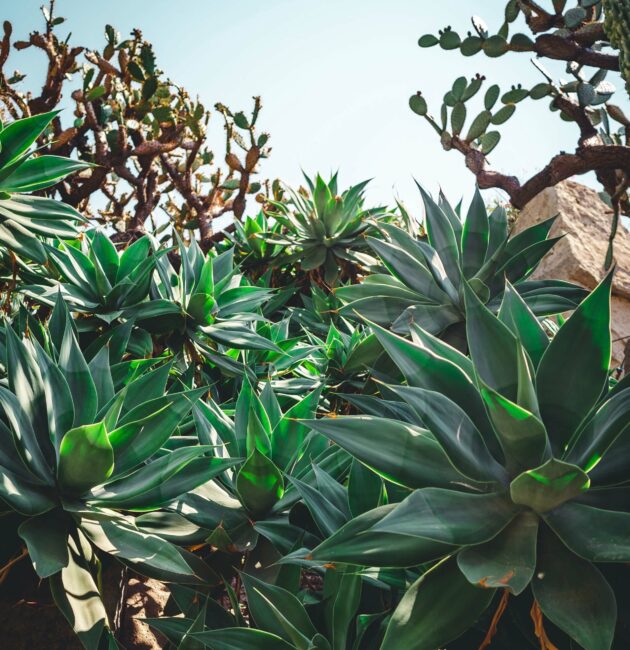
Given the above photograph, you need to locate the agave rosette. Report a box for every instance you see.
[127,235,277,354]
[305,272,630,649]
[264,173,387,285]
[336,185,587,343]
[23,231,166,324]
[0,300,237,648]
[224,209,284,272]
[142,378,355,559]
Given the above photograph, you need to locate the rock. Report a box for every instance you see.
[514,180,630,368]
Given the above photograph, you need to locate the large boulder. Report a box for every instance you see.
[514,180,630,369]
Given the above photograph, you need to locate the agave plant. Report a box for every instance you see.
[143,422,388,649]
[263,173,386,285]
[140,379,354,561]
[0,301,237,648]
[223,209,284,275]
[0,111,87,265]
[287,282,346,336]
[23,231,167,324]
[335,185,587,346]
[299,323,384,407]
[127,235,277,355]
[304,272,630,649]
[236,317,321,393]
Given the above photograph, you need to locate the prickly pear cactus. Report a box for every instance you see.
[603,0,630,96]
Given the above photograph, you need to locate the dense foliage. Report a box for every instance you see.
[0,103,627,650]
[0,3,629,649]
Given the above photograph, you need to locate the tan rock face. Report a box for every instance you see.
[514,180,630,368]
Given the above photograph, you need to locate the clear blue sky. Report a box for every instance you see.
[4,0,628,218]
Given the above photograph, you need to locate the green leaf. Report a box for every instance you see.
[483,34,508,57]
[0,220,47,263]
[0,155,89,193]
[4,326,53,464]
[178,601,207,650]
[236,448,284,517]
[536,271,613,451]
[461,187,489,277]
[532,528,616,650]
[484,85,500,110]
[242,572,317,646]
[498,280,549,367]
[59,322,98,427]
[91,447,236,510]
[391,385,505,484]
[88,346,115,411]
[49,529,111,650]
[463,279,519,401]
[58,422,114,494]
[141,76,158,100]
[18,509,70,578]
[348,460,383,517]
[113,388,204,475]
[491,104,516,125]
[457,511,538,594]
[486,205,508,261]
[310,504,456,567]
[480,130,501,154]
[465,110,492,141]
[564,387,630,473]
[271,387,321,470]
[510,458,589,513]
[0,466,55,515]
[530,82,553,100]
[545,502,630,562]
[80,516,202,583]
[440,29,461,50]
[288,474,346,538]
[307,415,467,490]
[0,384,55,484]
[34,342,75,454]
[450,102,466,135]
[0,111,58,167]
[191,628,295,650]
[381,557,495,650]
[86,85,106,101]
[91,230,119,284]
[370,324,496,445]
[481,383,548,475]
[325,568,362,650]
[418,34,439,47]
[373,488,517,545]
[201,321,279,352]
[367,231,450,303]
[392,302,461,336]
[460,36,482,56]
[450,77,467,102]
[417,183,461,288]
[409,94,428,116]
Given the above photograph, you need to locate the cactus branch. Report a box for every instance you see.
[0,4,269,244]
[450,132,630,210]
[533,34,620,71]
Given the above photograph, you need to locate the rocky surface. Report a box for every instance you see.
[515,180,630,368]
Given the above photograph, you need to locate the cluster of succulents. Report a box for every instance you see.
[0,7,628,646]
